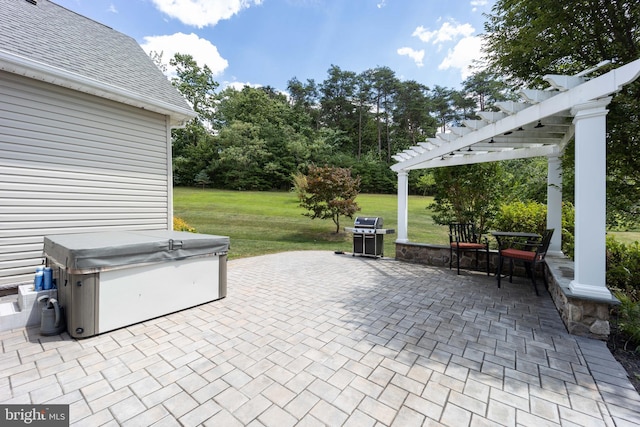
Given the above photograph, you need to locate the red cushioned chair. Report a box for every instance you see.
[497,229,554,295]
[449,223,489,275]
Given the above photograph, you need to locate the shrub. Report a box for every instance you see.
[412,171,436,196]
[291,171,307,200]
[491,201,575,256]
[612,291,640,351]
[492,201,547,234]
[194,170,211,189]
[560,202,575,259]
[607,237,640,352]
[173,217,196,233]
[607,236,640,300]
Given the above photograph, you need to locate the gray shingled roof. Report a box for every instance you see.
[0,0,195,125]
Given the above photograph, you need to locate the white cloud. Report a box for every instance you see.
[438,36,484,80]
[470,0,488,8]
[412,20,475,45]
[407,18,483,79]
[397,47,424,67]
[140,33,228,78]
[150,0,263,28]
[224,81,263,91]
[108,3,118,13]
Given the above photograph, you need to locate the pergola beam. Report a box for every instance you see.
[402,145,560,170]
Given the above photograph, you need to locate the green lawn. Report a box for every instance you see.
[173,187,448,259]
[173,187,640,259]
[608,231,640,246]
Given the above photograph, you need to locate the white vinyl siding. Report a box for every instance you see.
[0,72,171,286]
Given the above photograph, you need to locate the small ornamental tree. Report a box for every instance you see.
[299,165,361,233]
[429,163,504,233]
[194,169,211,189]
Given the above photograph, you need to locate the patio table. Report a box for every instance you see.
[491,231,540,240]
[491,231,540,250]
[491,231,541,255]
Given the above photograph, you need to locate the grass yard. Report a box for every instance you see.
[173,187,448,259]
[608,231,640,246]
[173,187,640,259]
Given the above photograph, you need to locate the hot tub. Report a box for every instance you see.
[44,230,229,339]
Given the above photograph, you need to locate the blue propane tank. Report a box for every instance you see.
[43,267,53,290]
[34,267,44,291]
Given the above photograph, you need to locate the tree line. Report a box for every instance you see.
[168,0,639,229]
[169,54,512,194]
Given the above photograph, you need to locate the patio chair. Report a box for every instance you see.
[496,229,554,295]
[449,223,490,275]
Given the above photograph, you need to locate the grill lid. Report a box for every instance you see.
[354,217,382,229]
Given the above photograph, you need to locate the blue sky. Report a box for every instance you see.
[53,0,495,92]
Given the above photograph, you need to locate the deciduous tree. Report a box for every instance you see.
[430,163,505,233]
[299,165,361,233]
[169,53,219,185]
[483,0,640,227]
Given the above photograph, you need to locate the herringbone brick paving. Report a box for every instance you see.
[1,251,639,426]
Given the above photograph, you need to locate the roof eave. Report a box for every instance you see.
[0,50,196,128]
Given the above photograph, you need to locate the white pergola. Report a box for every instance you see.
[391,58,640,301]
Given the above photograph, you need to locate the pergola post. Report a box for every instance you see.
[396,170,409,243]
[569,98,613,299]
[546,154,563,255]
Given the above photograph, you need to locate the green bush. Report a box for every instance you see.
[612,291,640,351]
[492,201,547,234]
[606,235,640,353]
[607,236,640,300]
[410,170,436,196]
[491,201,576,256]
[560,202,575,259]
[606,237,640,355]
[349,157,396,194]
[290,171,307,199]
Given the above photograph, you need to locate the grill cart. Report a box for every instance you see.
[44,230,229,339]
[344,217,395,258]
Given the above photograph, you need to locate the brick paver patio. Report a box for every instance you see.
[1,251,639,426]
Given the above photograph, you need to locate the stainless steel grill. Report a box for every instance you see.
[344,217,395,258]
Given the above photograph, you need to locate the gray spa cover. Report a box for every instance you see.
[44,230,229,273]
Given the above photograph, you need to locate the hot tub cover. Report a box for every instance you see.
[44,230,229,273]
